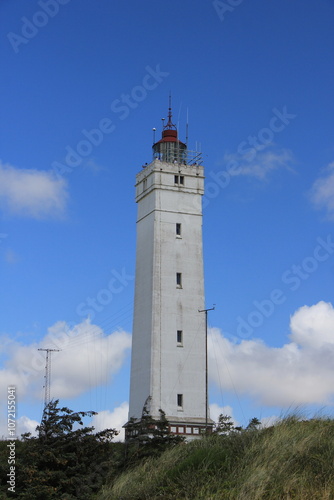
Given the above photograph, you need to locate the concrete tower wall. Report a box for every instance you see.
[129,159,208,431]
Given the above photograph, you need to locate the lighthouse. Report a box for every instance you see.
[126,102,212,439]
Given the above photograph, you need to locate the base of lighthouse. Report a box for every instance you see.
[124,415,213,442]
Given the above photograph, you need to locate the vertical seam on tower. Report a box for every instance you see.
[159,190,162,411]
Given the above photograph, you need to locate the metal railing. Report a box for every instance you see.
[152,148,203,166]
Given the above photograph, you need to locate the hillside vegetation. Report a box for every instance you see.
[100,416,334,500]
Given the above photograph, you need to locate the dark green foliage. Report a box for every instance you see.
[213,414,235,435]
[124,398,184,465]
[213,414,261,435]
[246,416,261,430]
[0,399,185,499]
[0,400,118,500]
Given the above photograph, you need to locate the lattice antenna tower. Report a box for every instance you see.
[38,348,61,412]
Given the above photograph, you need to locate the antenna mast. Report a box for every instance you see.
[38,348,61,413]
[186,108,189,147]
[198,305,215,433]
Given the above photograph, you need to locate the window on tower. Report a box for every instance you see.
[177,330,183,345]
[176,272,182,288]
[176,223,181,236]
[177,394,183,408]
[174,175,185,186]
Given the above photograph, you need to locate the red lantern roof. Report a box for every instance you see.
[153,98,186,148]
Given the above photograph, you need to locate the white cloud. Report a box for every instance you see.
[290,301,334,349]
[260,415,280,428]
[91,402,129,442]
[209,403,238,427]
[223,148,294,180]
[208,301,334,408]
[0,319,132,402]
[0,160,68,218]
[309,162,334,220]
[0,415,39,439]
[16,416,39,437]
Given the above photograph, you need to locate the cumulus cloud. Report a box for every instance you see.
[309,162,334,220]
[0,415,39,439]
[223,147,294,180]
[260,415,280,429]
[0,319,131,402]
[209,403,238,427]
[16,416,39,437]
[0,161,68,218]
[208,301,334,408]
[209,403,277,429]
[91,402,129,441]
[290,301,334,348]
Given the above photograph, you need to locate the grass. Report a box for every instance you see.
[98,416,334,500]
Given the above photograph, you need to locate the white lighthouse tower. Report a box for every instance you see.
[126,102,212,439]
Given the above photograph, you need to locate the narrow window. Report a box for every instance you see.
[177,394,183,408]
[174,175,184,185]
[176,272,182,287]
[176,223,181,236]
[177,330,183,345]
[143,178,147,191]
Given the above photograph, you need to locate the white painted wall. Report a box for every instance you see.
[129,159,208,426]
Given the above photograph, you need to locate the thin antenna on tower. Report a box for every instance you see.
[38,348,61,416]
[186,108,189,147]
[166,92,175,129]
[198,305,215,434]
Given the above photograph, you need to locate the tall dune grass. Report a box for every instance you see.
[99,416,334,500]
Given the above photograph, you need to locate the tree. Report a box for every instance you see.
[214,414,235,435]
[125,397,183,463]
[213,415,261,435]
[11,400,118,499]
[246,417,261,431]
[37,400,97,442]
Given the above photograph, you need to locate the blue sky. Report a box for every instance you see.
[1,0,334,438]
